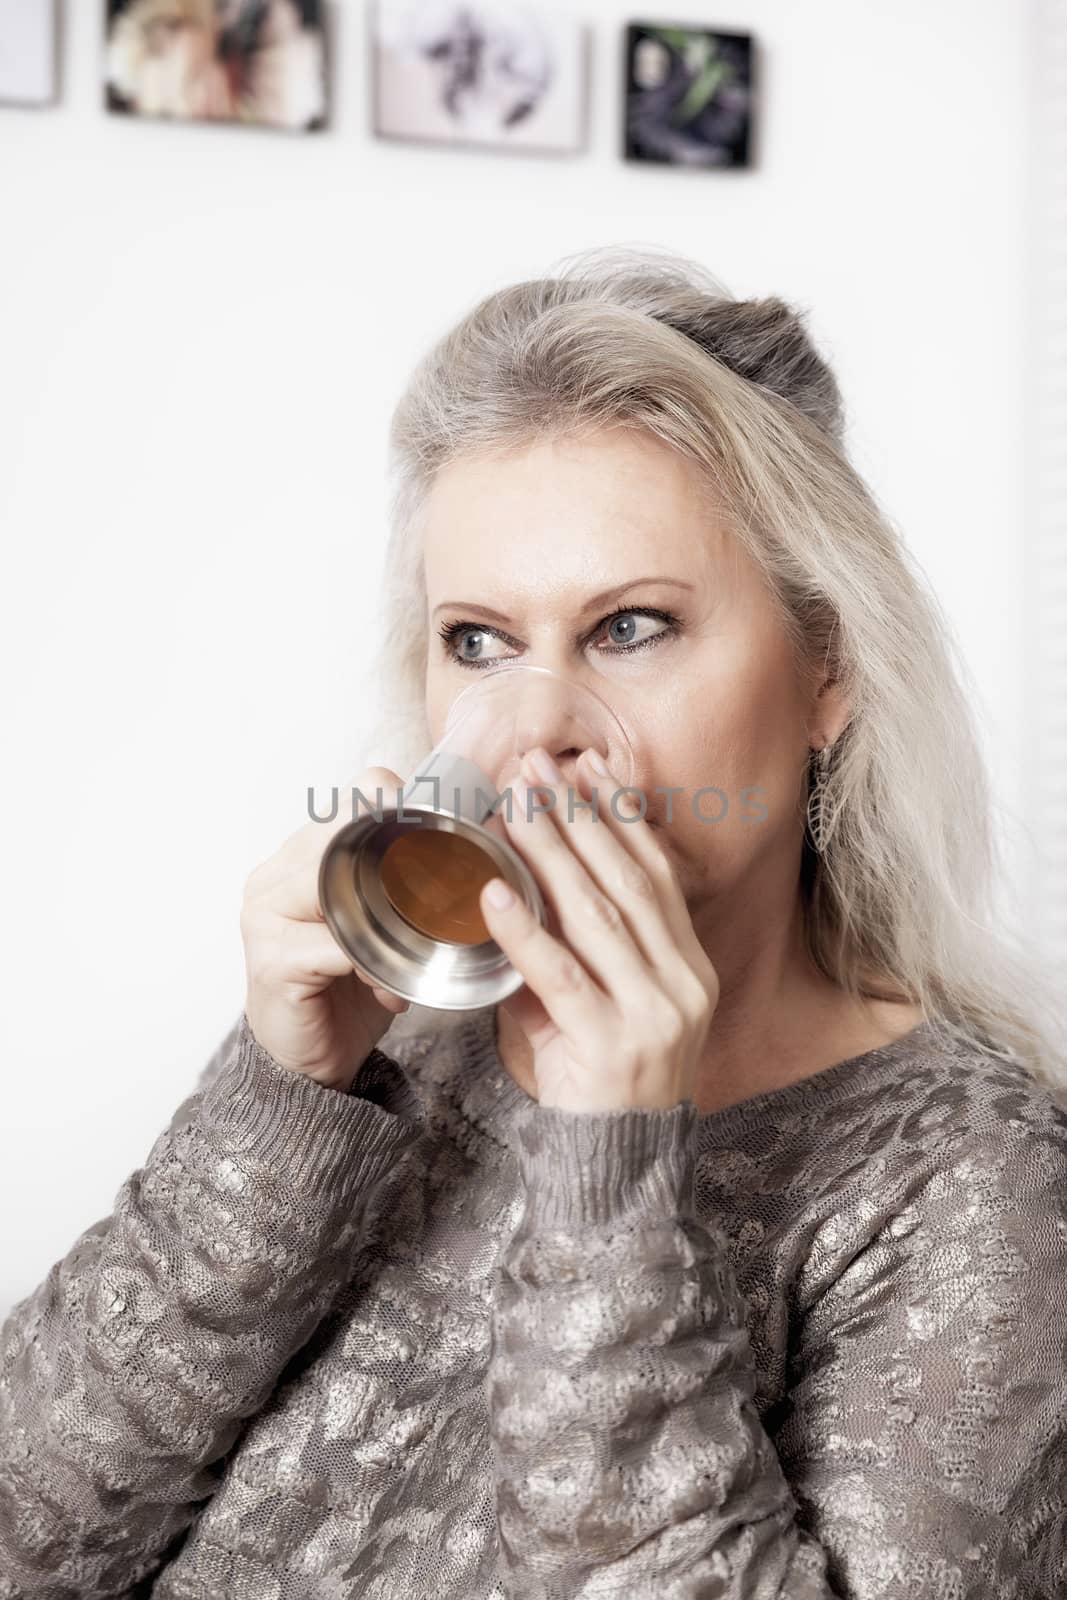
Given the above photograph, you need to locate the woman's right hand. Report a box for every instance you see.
[241,767,411,1093]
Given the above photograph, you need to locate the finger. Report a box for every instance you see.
[497,982,557,1059]
[251,917,410,1013]
[259,857,328,922]
[572,748,705,966]
[502,771,654,1005]
[247,778,381,901]
[263,918,370,987]
[479,878,613,1054]
[369,985,411,1014]
[531,750,695,982]
[247,767,405,898]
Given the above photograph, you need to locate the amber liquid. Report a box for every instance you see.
[379,829,500,945]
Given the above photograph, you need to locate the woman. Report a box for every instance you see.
[2,247,1065,1597]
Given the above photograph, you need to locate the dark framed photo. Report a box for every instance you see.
[104,0,329,132]
[624,22,754,169]
[372,1,589,157]
[0,0,58,108]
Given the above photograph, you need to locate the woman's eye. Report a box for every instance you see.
[603,612,667,647]
[449,627,510,665]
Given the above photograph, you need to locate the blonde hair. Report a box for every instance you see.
[363,244,1067,1100]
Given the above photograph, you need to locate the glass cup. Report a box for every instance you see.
[318,663,636,1010]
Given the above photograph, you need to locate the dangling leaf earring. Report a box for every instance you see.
[807,739,835,856]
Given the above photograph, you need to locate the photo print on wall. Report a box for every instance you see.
[0,0,58,108]
[104,0,329,132]
[624,23,754,168]
[372,0,588,157]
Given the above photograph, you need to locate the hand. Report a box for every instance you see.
[478,748,719,1113]
[241,766,411,1092]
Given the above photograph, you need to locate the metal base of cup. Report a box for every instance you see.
[318,804,545,1010]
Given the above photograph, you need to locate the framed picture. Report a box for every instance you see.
[624,22,755,169]
[372,1,588,157]
[0,0,58,108]
[104,0,329,132]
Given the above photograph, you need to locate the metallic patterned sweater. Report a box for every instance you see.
[1,1002,1066,1598]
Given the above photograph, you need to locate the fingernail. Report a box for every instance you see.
[528,747,561,784]
[484,877,515,910]
[586,749,611,777]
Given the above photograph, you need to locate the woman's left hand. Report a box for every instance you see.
[479,746,719,1113]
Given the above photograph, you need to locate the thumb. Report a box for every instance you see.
[498,983,557,1054]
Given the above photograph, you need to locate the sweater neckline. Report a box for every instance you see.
[446,1003,939,1147]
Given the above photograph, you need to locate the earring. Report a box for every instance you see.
[807,739,835,855]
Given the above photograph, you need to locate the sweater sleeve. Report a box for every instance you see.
[487,1098,1067,1598]
[0,1014,424,1598]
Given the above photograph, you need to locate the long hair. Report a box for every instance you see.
[362,244,1067,1100]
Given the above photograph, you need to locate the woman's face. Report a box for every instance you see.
[421,426,844,922]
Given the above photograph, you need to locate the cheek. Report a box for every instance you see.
[627,664,805,854]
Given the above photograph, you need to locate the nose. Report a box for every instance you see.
[510,670,640,788]
[514,678,586,779]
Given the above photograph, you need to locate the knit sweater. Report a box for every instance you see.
[1,1002,1066,1599]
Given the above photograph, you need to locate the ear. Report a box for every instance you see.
[809,677,852,747]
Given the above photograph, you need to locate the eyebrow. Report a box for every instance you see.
[430,577,696,624]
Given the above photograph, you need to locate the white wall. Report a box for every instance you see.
[1025,0,1067,967]
[0,0,1038,1318]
